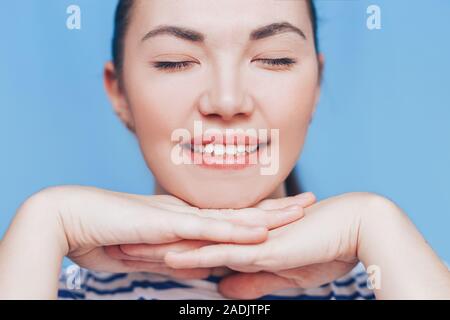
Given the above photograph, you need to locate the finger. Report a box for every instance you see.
[256,192,316,210]
[119,240,212,262]
[168,199,357,272]
[103,245,146,261]
[121,260,212,280]
[218,261,357,299]
[104,245,214,279]
[197,205,305,230]
[165,243,262,269]
[218,272,297,299]
[220,261,358,299]
[73,188,269,246]
[168,213,269,244]
[124,193,192,209]
[149,195,191,207]
[104,244,168,262]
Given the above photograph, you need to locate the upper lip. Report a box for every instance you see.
[188,133,269,146]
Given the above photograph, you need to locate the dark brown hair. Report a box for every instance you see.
[112,0,318,74]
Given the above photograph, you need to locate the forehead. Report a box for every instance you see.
[129,0,312,44]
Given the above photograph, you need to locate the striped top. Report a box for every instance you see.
[57,263,375,300]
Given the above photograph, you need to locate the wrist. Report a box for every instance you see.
[0,187,69,298]
[356,193,403,266]
[16,187,70,256]
[356,193,450,299]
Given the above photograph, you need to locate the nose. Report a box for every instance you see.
[198,64,255,121]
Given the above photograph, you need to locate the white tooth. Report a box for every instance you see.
[246,145,258,153]
[214,144,225,156]
[204,144,214,154]
[182,143,191,150]
[225,145,236,155]
[237,145,246,153]
[193,144,203,153]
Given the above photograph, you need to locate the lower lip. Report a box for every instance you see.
[183,145,267,170]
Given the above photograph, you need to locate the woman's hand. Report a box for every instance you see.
[162,192,360,298]
[104,192,317,279]
[164,192,450,299]
[0,185,305,298]
[61,187,302,273]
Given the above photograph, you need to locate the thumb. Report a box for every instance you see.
[218,272,297,299]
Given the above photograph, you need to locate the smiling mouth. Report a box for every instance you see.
[182,141,267,156]
[179,134,271,169]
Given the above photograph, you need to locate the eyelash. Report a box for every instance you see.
[254,58,297,68]
[152,61,194,71]
[151,58,297,71]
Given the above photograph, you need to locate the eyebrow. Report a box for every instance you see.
[141,21,306,44]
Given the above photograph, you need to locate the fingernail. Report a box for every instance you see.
[297,192,313,199]
[294,193,315,204]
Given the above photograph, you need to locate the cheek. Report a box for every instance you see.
[256,66,318,159]
[123,69,201,157]
[126,80,194,135]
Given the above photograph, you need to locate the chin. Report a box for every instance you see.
[172,183,272,210]
[153,162,286,209]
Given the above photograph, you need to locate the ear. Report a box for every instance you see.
[310,53,325,123]
[103,62,136,133]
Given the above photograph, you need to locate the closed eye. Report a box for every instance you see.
[253,58,297,68]
[151,57,297,72]
[152,61,197,71]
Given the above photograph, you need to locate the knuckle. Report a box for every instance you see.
[104,245,121,258]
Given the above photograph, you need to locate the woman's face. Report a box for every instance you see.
[105,0,321,209]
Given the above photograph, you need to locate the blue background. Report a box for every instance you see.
[0,0,449,267]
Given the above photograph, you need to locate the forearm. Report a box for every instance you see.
[0,191,68,299]
[358,195,450,299]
